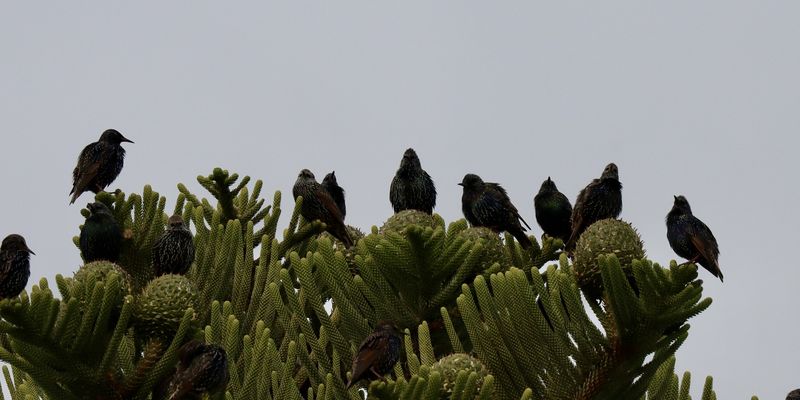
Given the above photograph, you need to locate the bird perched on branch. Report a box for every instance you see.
[293,169,353,248]
[0,234,34,299]
[321,171,347,219]
[153,215,195,276]
[666,195,723,281]
[459,173,532,249]
[390,148,436,214]
[347,321,404,389]
[534,177,572,243]
[567,163,622,249]
[79,202,122,263]
[70,129,133,204]
[157,340,229,400]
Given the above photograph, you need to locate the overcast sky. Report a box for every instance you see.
[1,2,798,398]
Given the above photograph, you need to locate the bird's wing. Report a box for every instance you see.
[350,333,383,384]
[177,340,207,367]
[484,183,530,228]
[689,218,721,273]
[70,143,102,195]
[317,188,344,222]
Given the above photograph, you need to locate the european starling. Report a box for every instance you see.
[70,129,133,204]
[566,163,622,249]
[160,340,229,400]
[0,234,34,299]
[787,389,800,400]
[389,148,437,214]
[459,174,532,249]
[346,321,404,389]
[666,195,723,281]
[321,171,347,219]
[293,169,353,248]
[534,177,573,242]
[79,202,122,263]
[152,215,195,276]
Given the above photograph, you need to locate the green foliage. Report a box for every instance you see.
[0,168,736,399]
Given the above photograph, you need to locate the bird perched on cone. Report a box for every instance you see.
[666,195,723,281]
[459,173,532,249]
[293,169,353,248]
[321,171,347,219]
[69,129,133,204]
[347,321,404,389]
[0,234,34,299]
[566,163,622,249]
[534,177,572,243]
[152,215,195,276]
[156,340,229,400]
[389,148,436,214]
[79,202,122,263]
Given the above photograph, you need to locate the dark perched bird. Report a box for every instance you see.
[666,195,723,281]
[347,321,404,389]
[0,234,34,299]
[79,202,122,263]
[321,171,347,219]
[389,148,437,214]
[787,389,800,400]
[566,163,622,249]
[459,174,532,249]
[293,169,353,248]
[152,215,195,276]
[534,177,573,242]
[69,129,133,204]
[157,340,229,400]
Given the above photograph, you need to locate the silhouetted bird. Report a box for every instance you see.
[321,171,347,219]
[459,174,532,249]
[390,148,437,214]
[79,202,122,263]
[666,195,723,281]
[153,215,195,276]
[787,389,800,400]
[534,177,573,243]
[157,340,229,400]
[293,169,353,248]
[566,163,622,249]
[0,234,34,299]
[347,321,404,389]
[70,129,133,204]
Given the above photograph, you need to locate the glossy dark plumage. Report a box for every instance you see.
[347,321,403,389]
[0,234,34,299]
[566,163,622,249]
[153,215,195,276]
[160,340,229,400]
[293,169,353,248]
[389,148,437,214]
[79,202,122,263]
[459,174,532,249]
[321,171,347,219]
[534,177,573,242]
[786,389,800,400]
[70,129,133,204]
[666,195,723,281]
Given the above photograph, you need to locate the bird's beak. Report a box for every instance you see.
[121,135,134,144]
[27,248,35,255]
[673,195,678,200]
[457,183,464,186]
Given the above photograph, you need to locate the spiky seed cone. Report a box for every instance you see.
[133,274,198,342]
[72,260,131,304]
[292,169,353,248]
[534,177,573,243]
[0,234,33,299]
[347,321,404,389]
[432,353,491,398]
[390,148,437,215]
[666,195,723,281]
[567,163,622,249]
[379,209,437,235]
[321,171,347,219]
[79,202,123,263]
[69,129,133,204]
[573,219,645,300]
[457,227,510,272]
[459,174,532,249]
[152,215,195,277]
[157,340,229,400]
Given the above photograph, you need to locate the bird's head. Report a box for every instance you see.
[87,202,113,216]
[399,148,422,170]
[297,169,316,180]
[539,176,558,193]
[167,214,186,230]
[375,320,407,336]
[458,173,484,190]
[99,129,134,145]
[601,163,619,180]
[322,171,338,185]
[672,195,692,214]
[1,234,34,255]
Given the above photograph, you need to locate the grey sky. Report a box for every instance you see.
[1,2,798,398]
